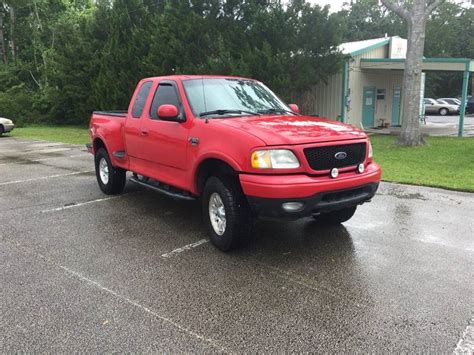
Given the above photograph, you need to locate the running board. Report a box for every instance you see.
[129,176,195,201]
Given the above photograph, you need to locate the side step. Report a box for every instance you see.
[129,176,195,201]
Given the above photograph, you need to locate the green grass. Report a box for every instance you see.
[11,125,89,145]
[8,125,474,192]
[370,135,474,192]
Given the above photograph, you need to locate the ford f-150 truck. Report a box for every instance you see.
[88,75,381,251]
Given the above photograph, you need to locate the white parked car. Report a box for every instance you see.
[0,117,15,135]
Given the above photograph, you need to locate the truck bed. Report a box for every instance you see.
[92,111,127,117]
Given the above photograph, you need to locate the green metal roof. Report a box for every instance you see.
[360,58,474,72]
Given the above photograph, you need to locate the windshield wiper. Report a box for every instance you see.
[257,108,297,115]
[199,109,260,117]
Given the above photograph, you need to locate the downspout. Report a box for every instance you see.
[458,61,470,137]
[340,60,349,123]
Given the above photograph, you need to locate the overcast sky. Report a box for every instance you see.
[305,0,472,12]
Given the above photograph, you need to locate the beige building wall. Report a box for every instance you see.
[305,42,405,128]
[346,45,397,128]
[353,45,388,65]
[307,72,343,120]
[306,45,403,127]
[347,69,404,128]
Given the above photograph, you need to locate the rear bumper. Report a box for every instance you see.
[240,163,381,218]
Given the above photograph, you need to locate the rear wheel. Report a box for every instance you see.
[0,125,4,136]
[313,206,357,225]
[95,148,126,194]
[202,176,251,252]
[439,108,449,116]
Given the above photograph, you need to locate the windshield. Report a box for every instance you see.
[182,78,291,118]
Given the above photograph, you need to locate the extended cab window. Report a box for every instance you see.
[150,83,182,120]
[132,81,152,118]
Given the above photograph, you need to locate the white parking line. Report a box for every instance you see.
[0,170,93,186]
[0,140,44,146]
[161,239,209,258]
[56,263,226,351]
[0,154,88,166]
[5,240,227,352]
[41,195,123,213]
[454,318,474,354]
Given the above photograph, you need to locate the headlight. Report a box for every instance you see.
[368,141,373,158]
[251,149,300,169]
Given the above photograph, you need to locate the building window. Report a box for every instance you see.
[377,89,386,100]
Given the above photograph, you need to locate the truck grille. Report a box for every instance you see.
[304,143,366,171]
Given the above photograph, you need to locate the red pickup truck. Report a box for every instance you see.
[88,75,381,251]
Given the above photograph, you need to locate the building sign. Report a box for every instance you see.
[389,37,407,59]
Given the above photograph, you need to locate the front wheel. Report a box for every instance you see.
[313,206,357,225]
[202,176,251,252]
[95,148,126,195]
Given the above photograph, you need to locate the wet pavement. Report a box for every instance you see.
[1,136,473,352]
[366,114,474,136]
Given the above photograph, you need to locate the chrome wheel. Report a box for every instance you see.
[99,157,109,185]
[209,192,226,236]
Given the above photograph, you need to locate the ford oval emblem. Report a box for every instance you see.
[335,151,347,160]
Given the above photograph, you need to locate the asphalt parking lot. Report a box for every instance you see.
[418,114,474,136]
[1,136,473,352]
[426,114,474,124]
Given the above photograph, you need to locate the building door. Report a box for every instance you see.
[391,87,401,126]
[362,87,376,127]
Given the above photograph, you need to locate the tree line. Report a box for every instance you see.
[0,0,472,126]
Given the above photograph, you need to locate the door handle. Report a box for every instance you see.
[140,129,149,136]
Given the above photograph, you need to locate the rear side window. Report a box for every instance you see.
[150,83,181,120]
[132,81,152,118]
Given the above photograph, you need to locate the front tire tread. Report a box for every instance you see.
[202,176,251,252]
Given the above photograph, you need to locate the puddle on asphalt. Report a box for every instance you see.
[378,187,428,201]
[391,192,428,200]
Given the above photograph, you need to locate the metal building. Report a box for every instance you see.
[309,36,473,136]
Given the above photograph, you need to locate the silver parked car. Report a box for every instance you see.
[423,98,459,116]
[438,98,461,106]
[0,117,15,135]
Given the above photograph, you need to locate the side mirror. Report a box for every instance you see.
[289,104,300,114]
[157,104,181,121]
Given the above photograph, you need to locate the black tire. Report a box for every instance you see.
[313,206,357,225]
[94,148,126,195]
[202,176,251,252]
[439,108,449,116]
[0,125,4,136]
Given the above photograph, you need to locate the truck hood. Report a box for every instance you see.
[216,115,367,145]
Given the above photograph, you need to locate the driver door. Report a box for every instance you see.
[138,80,189,187]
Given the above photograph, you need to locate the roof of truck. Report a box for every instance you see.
[141,74,256,81]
